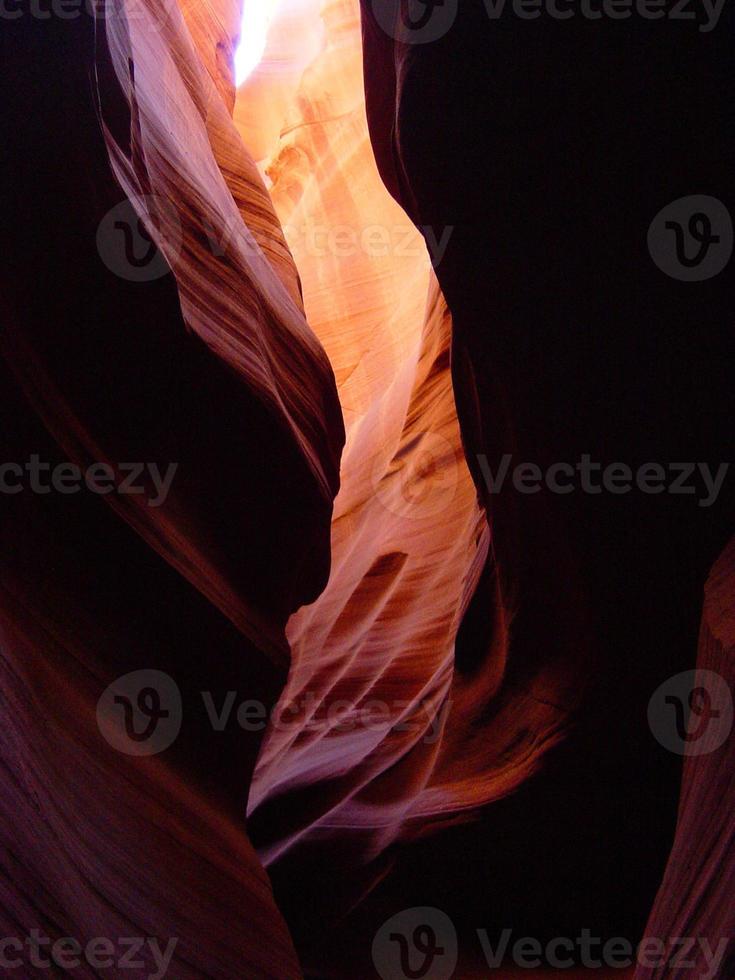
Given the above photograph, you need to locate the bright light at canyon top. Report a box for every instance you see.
[235,0,281,85]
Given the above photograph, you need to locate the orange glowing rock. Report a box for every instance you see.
[234,1,564,872]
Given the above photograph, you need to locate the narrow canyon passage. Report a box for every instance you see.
[0,0,733,978]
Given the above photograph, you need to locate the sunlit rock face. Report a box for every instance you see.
[1,0,512,971]
[179,0,243,110]
[359,0,734,959]
[1,0,340,974]
[235,1,578,890]
[234,0,325,162]
[2,0,733,975]
[240,1,481,843]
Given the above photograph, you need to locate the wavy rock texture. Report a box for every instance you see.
[1,0,343,975]
[237,2,582,896]
[1,0,733,976]
[635,537,735,980]
[1,0,572,966]
[178,0,242,111]
[359,0,734,954]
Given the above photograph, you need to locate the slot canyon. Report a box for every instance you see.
[1,0,733,977]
